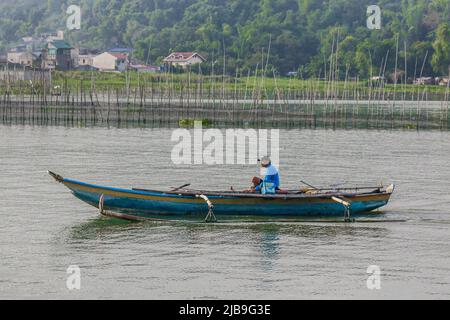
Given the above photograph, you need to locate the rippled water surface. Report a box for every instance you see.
[1,125,450,299]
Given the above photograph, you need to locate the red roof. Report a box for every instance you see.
[110,53,128,60]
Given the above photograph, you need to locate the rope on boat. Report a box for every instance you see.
[196,194,217,223]
[302,180,355,222]
[99,194,105,215]
[331,196,354,222]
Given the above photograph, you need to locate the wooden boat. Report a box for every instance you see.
[48,171,395,222]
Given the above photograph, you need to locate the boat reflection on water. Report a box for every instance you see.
[65,216,390,263]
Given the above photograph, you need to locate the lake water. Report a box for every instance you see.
[1,125,450,299]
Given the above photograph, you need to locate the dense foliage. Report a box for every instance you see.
[0,0,449,78]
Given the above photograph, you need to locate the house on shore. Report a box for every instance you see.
[92,52,128,72]
[370,76,387,83]
[7,51,34,67]
[21,31,64,52]
[41,40,73,71]
[6,46,43,68]
[435,76,449,86]
[72,48,100,70]
[130,64,160,73]
[163,52,206,67]
[76,54,97,70]
[414,77,435,85]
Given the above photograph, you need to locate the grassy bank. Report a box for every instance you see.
[0,70,448,102]
[47,71,448,100]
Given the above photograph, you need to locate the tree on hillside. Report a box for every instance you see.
[431,23,450,75]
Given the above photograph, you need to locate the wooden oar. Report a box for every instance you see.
[300,180,318,190]
[132,183,191,193]
[171,183,191,192]
[299,181,381,192]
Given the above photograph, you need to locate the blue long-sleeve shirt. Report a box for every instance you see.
[255,164,280,192]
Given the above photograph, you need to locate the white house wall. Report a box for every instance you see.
[92,53,117,71]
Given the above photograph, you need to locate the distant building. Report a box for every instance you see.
[435,77,449,86]
[22,36,34,43]
[40,31,65,43]
[7,51,34,67]
[18,31,65,52]
[41,40,73,71]
[163,52,206,67]
[92,52,128,72]
[77,54,95,67]
[130,64,160,73]
[109,47,133,55]
[370,76,387,83]
[414,77,434,85]
[9,45,27,53]
[72,48,100,70]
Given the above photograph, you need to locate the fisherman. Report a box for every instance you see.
[246,156,281,194]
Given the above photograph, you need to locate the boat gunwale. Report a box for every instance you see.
[62,177,392,200]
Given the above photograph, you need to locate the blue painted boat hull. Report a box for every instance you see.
[49,172,394,220]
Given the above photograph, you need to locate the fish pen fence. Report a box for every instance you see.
[0,76,449,130]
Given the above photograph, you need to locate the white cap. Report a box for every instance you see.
[261,156,271,166]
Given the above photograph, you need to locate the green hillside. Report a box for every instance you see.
[0,0,449,78]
